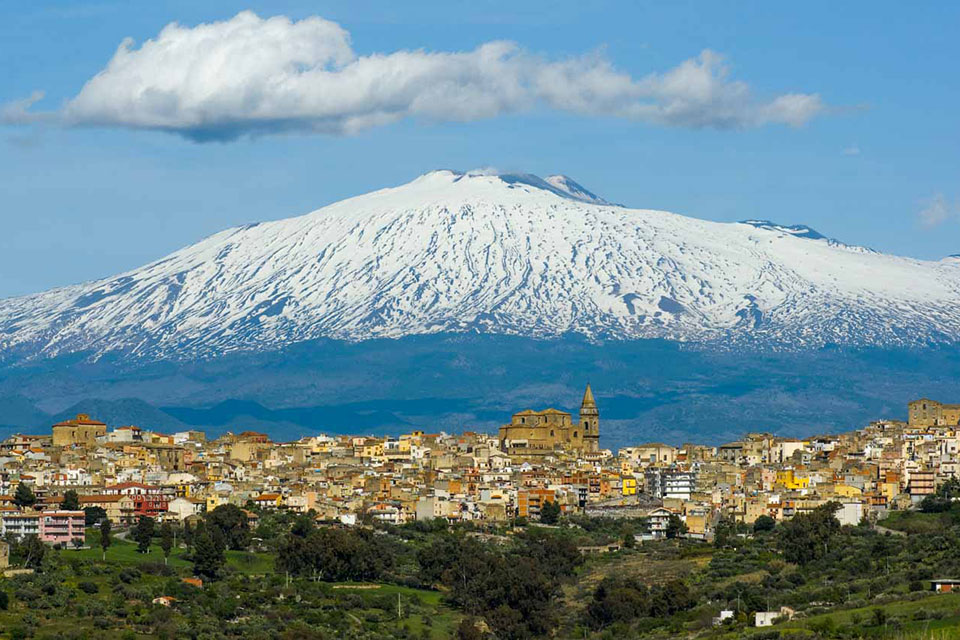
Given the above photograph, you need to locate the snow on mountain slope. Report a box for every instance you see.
[2,169,960,362]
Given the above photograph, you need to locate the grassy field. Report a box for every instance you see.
[0,564,460,640]
[880,511,953,535]
[329,582,459,637]
[0,529,460,640]
[558,545,712,629]
[75,527,276,574]
[712,592,960,639]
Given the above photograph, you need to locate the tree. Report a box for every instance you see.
[871,607,888,626]
[206,504,251,551]
[455,617,484,640]
[209,523,227,556]
[650,579,692,617]
[84,506,107,527]
[779,502,841,565]
[100,518,112,560]
[753,515,776,533]
[277,527,397,582]
[13,483,36,509]
[920,477,960,513]
[61,489,80,511]
[539,500,561,525]
[517,528,583,581]
[587,577,650,628]
[665,514,688,539]
[192,530,225,579]
[291,513,315,538]
[417,534,563,639]
[133,515,155,554]
[714,517,737,548]
[160,521,174,565]
[20,535,46,570]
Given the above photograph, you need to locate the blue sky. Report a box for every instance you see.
[1,1,958,298]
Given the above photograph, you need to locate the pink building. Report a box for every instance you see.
[39,510,85,545]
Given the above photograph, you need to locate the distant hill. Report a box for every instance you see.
[0,334,949,449]
[51,398,187,433]
[0,394,51,433]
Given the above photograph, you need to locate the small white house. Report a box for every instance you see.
[166,497,203,522]
[713,610,734,626]
[835,501,864,527]
[755,606,795,627]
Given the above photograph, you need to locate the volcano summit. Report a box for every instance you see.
[2,170,960,365]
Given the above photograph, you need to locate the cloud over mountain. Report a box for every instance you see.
[10,11,824,141]
[918,193,958,229]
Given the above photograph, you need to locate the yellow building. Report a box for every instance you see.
[909,399,960,427]
[685,513,708,537]
[877,481,899,500]
[206,495,225,512]
[834,484,862,498]
[358,441,384,458]
[775,469,810,491]
[622,476,638,496]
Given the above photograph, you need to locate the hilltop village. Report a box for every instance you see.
[0,389,957,550]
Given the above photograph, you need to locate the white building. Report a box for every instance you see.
[835,501,864,527]
[166,497,204,522]
[645,469,697,500]
[755,607,795,627]
[1,512,40,539]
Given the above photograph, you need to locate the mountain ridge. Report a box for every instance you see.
[2,170,960,365]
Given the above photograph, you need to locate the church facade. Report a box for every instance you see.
[499,385,600,456]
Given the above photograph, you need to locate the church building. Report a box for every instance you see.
[499,385,600,456]
[52,414,107,447]
[909,398,960,427]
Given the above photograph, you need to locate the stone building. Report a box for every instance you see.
[499,385,600,455]
[52,414,106,447]
[909,399,960,427]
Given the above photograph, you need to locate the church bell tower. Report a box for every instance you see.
[579,384,600,453]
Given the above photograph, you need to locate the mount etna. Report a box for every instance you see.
[2,171,958,447]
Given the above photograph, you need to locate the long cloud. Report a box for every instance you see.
[5,11,826,141]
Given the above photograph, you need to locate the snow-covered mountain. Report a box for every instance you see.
[2,169,960,362]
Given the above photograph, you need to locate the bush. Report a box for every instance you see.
[78,581,99,595]
[140,562,175,576]
[118,567,142,584]
[9,625,30,640]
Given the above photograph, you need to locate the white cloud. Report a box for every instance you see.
[7,11,826,141]
[918,194,957,229]
[842,144,860,156]
[0,91,46,125]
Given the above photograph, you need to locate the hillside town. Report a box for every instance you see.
[0,389,957,557]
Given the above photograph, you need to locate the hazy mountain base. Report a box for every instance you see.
[0,335,958,447]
